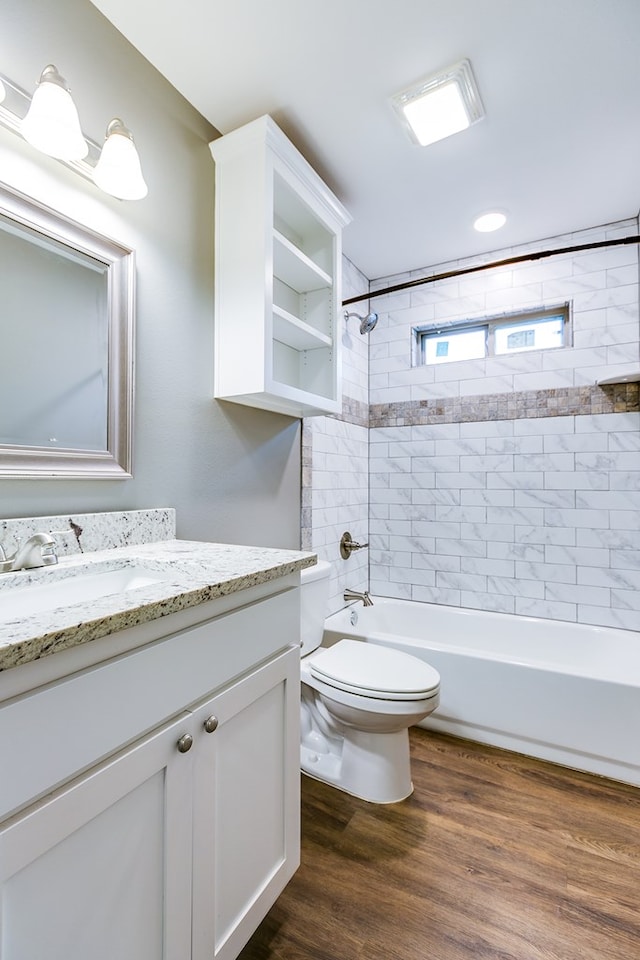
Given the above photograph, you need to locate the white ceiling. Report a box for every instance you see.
[90,0,640,281]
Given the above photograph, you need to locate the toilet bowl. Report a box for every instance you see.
[299,561,440,803]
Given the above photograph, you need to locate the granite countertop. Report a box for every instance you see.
[0,539,316,672]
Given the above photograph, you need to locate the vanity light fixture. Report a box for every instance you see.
[391,59,484,147]
[93,119,148,200]
[473,210,507,232]
[0,64,147,200]
[21,64,88,161]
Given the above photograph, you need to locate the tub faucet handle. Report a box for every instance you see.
[340,531,369,559]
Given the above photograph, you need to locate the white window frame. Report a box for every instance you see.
[414,303,572,366]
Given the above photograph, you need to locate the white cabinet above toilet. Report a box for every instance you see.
[209,116,352,418]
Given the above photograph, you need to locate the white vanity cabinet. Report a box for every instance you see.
[191,646,299,960]
[0,710,195,960]
[210,115,351,418]
[0,580,301,960]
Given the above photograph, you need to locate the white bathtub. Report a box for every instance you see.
[323,598,640,786]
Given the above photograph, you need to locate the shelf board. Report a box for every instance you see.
[596,371,640,385]
[273,230,332,293]
[267,375,339,413]
[272,307,332,351]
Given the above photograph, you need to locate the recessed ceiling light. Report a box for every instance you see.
[391,59,484,147]
[473,211,507,233]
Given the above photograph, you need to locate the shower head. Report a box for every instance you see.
[344,310,379,335]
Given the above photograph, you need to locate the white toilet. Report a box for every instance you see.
[299,561,440,803]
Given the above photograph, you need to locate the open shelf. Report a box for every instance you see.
[273,230,332,293]
[273,307,332,351]
[272,340,335,402]
[273,175,334,277]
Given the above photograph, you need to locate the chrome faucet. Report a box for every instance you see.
[344,588,374,607]
[0,533,58,573]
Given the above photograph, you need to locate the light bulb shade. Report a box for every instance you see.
[93,119,147,200]
[21,65,88,161]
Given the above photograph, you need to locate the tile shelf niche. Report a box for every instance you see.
[210,115,351,418]
[596,371,640,385]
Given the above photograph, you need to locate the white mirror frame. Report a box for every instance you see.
[0,181,134,479]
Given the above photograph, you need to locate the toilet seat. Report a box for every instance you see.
[307,639,440,701]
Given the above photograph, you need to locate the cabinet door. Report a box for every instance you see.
[0,712,195,960]
[191,646,300,960]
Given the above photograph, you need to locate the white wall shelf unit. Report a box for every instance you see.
[210,115,351,418]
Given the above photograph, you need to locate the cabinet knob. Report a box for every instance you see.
[177,733,193,753]
[204,715,219,734]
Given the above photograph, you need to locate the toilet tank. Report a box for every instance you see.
[300,560,331,656]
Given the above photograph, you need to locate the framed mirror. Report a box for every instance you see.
[0,182,134,478]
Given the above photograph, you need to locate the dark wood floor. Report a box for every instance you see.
[239,729,640,960]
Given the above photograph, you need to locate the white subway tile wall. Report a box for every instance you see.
[305,416,369,613]
[370,413,640,629]
[307,224,640,629]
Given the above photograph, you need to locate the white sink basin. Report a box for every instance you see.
[0,566,172,624]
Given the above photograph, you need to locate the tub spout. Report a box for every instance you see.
[344,588,374,607]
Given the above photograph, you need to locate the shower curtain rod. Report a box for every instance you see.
[342,235,640,307]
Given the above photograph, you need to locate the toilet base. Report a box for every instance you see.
[300,727,413,804]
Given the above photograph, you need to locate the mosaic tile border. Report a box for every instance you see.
[329,396,370,428]
[300,421,313,551]
[300,383,638,548]
[369,383,639,428]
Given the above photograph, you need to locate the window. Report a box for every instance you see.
[415,305,570,365]
[422,325,486,364]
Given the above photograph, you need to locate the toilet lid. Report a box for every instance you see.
[308,639,440,701]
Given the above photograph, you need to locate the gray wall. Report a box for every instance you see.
[0,0,301,548]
